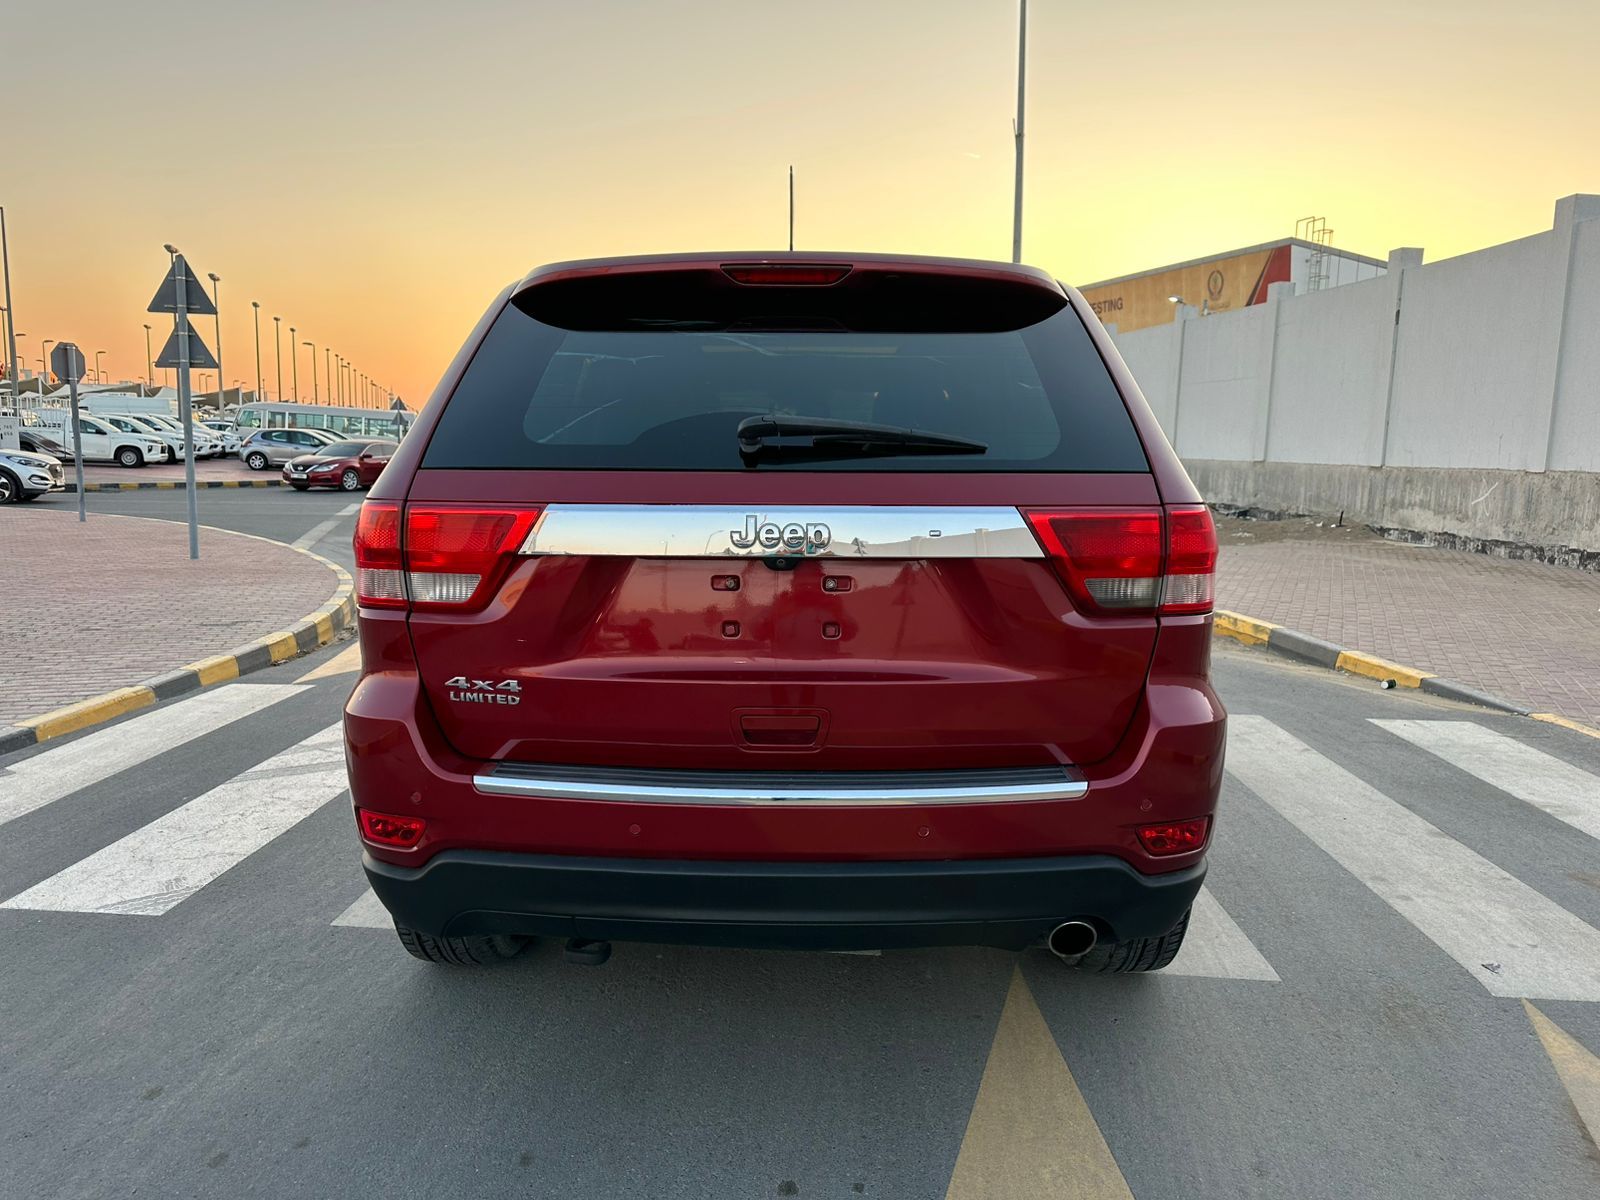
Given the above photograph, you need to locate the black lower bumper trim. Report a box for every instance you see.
[363,850,1205,952]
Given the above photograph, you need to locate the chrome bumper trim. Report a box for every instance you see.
[473,768,1086,806]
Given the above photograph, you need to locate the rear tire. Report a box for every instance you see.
[395,924,528,965]
[1069,907,1191,973]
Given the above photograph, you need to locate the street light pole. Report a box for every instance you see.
[251,301,263,402]
[325,348,332,403]
[1,207,19,398]
[1011,0,1027,264]
[208,273,222,409]
[290,326,299,401]
[305,340,318,402]
[94,349,105,384]
[41,339,55,400]
[143,323,154,389]
[273,316,283,403]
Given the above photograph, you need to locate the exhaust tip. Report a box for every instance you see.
[1047,921,1098,961]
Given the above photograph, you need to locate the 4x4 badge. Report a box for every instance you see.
[729,515,832,554]
[445,677,522,706]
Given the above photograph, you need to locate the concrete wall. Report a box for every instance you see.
[1107,195,1600,554]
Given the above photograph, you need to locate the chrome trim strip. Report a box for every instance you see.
[472,772,1087,806]
[518,504,1043,559]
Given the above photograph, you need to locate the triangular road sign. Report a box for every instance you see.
[155,325,220,370]
[148,254,217,316]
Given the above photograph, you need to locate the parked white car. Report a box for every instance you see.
[31,410,165,467]
[200,420,241,453]
[106,412,224,460]
[0,447,65,502]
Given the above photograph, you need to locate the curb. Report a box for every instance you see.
[0,548,354,758]
[65,479,288,492]
[1212,608,1600,738]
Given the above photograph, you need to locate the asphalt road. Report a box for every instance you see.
[3,492,1599,1199]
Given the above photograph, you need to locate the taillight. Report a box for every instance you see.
[1136,817,1211,856]
[357,808,426,849]
[721,263,852,286]
[1022,504,1217,616]
[354,501,405,609]
[1161,505,1218,614]
[353,501,542,613]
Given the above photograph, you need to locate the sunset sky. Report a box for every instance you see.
[5,0,1597,407]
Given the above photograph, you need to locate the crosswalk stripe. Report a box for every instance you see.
[1,723,347,916]
[332,887,389,928]
[1161,886,1279,980]
[1371,719,1600,842]
[1228,715,1600,1001]
[0,684,308,830]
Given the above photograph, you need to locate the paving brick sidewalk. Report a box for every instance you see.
[1216,517,1600,727]
[0,509,340,724]
[79,458,266,485]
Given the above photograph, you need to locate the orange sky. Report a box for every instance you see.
[5,0,1596,407]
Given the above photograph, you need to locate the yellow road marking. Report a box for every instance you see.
[1530,712,1600,740]
[22,687,157,741]
[1212,609,1277,647]
[262,631,301,663]
[190,654,241,687]
[1335,650,1432,688]
[297,642,363,682]
[1523,1001,1600,1143]
[945,969,1135,1199]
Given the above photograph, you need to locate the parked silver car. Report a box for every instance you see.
[239,427,341,470]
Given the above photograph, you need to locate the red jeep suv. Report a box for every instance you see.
[344,253,1224,971]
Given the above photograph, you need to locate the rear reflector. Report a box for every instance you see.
[1136,817,1211,856]
[1022,505,1217,616]
[354,501,543,612]
[357,809,426,849]
[721,263,852,286]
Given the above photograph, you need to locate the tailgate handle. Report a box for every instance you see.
[739,714,822,747]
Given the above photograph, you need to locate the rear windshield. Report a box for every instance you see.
[423,292,1148,473]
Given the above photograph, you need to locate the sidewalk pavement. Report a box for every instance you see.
[0,509,344,728]
[1215,516,1600,729]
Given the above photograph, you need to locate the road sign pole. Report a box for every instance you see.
[175,261,199,560]
[67,371,85,521]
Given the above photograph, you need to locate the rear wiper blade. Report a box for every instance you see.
[737,415,987,459]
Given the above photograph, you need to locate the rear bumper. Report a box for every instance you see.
[364,849,1206,951]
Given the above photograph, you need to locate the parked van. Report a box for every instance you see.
[31,409,165,467]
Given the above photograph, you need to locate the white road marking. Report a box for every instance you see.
[339,501,362,515]
[332,888,390,928]
[0,684,307,830]
[1228,715,1600,1001]
[2,723,347,916]
[1372,719,1600,842]
[1161,885,1280,980]
[290,509,354,550]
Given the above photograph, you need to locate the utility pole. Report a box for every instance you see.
[1,207,19,397]
[1012,0,1027,264]
[252,301,263,401]
[208,273,223,410]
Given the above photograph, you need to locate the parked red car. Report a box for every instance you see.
[344,253,1223,971]
[282,439,396,491]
